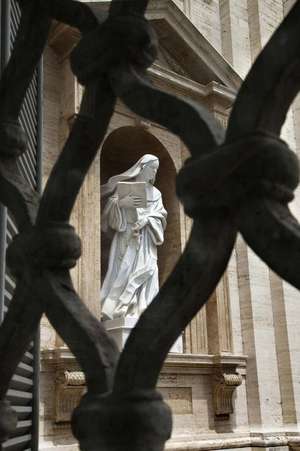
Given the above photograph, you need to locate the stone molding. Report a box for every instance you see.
[49,19,237,109]
[42,348,247,423]
[163,351,247,375]
[38,433,300,451]
[42,347,247,372]
[149,64,236,106]
[42,353,300,451]
[38,430,300,451]
[48,0,241,90]
[166,433,300,451]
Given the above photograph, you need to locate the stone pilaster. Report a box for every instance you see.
[282,0,300,421]
[248,0,300,432]
[41,46,64,351]
[189,0,222,54]
[283,0,297,12]
[236,237,283,429]
[220,0,300,435]
[59,69,102,319]
[181,182,209,354]
[247,0,283,61]
[227,246,243,356]
[269,271,298,427]
[219,0,251,78]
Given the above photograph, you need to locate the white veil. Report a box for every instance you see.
[101,154,159,198]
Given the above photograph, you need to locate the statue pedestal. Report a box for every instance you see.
[103,317,183,353]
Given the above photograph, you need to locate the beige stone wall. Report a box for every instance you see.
[40,45,61,351]
[189,0,222,54]
[283,0,297,12]
[40,39,246,451]
[219,0,251,78]
[172,0,300,440]
[42,44,101,324]
[212,0,300,438]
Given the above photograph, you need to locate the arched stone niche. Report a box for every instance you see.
[100,126,182,290]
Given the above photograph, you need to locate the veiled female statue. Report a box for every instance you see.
[100,154,167,320]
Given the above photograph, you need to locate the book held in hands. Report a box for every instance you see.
[117,182,147,208]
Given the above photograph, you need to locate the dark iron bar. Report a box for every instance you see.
[0,0,10,325]
[0,208,6,325]
[32,59,43,451]
[31,58,43,451]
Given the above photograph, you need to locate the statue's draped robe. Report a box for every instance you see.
[101,186,167,320]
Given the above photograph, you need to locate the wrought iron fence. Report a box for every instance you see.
[1,0,300,450]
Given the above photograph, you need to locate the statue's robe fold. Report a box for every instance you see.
[101,186,167,320]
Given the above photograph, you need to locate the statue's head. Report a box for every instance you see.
[101,154,159,198]
[137,154,159,184]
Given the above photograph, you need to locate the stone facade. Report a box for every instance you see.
[39,1,300,451]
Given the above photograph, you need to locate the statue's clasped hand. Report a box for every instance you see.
[132,218,148,238]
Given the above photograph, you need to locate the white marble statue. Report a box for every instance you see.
[100,154,167,320]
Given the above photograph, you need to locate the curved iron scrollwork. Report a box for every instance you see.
[0,0,300,450]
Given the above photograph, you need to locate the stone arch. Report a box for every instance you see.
[100,126,182,287]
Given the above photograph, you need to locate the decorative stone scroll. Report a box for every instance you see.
[55,371,86,423]
[213,372,242,418]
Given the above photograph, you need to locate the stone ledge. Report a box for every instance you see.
[163,352,247,374]
[41,348,247,421]
[39,432,300,451]
[167,433,300,451]
[42,348,247,374]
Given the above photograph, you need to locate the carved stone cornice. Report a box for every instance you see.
[42,348,247,374]
[48,0,241,90]
[163,351,247,375]
[148,64,236,107]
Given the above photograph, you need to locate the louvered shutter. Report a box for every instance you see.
[1,1,42,450]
